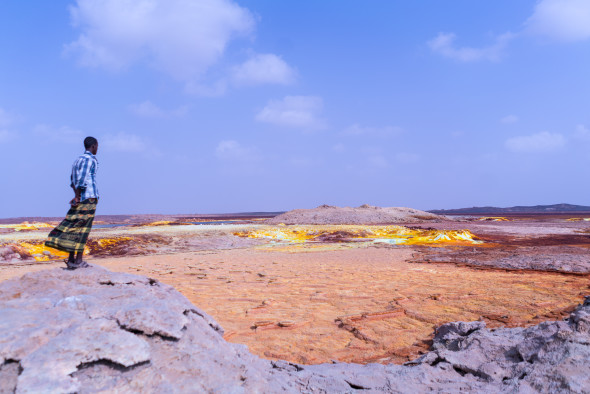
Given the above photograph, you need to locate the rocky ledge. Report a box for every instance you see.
[0,266,589,393]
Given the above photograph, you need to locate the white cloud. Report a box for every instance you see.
[215,140,259,161]
[501,115,519,124]
[430,0,590,64]
[367,155,388,168]
[0,108,14,127]
[343,123,403,137]
[102,132,156,155]
[185,79,229,97]
[332,143,345,152]
[395,152,420,164]
[66,0,255,82]
[34,124,84,144]
[129,100,188,118]
[231,54,296,86]
[289,157,315,167]
[525,0,590,42]
[0,108,17,143]
[428,32,514,62]
[505,131,566,153]
[256,96,327,130]
[574,124,590,141]
[0,130,16,143]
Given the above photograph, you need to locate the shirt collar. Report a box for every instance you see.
[84,150,98,162]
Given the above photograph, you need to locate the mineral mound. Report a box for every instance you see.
[1,267,589,392]
[267,204,446,225]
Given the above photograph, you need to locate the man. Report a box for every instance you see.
[45,137,99,269]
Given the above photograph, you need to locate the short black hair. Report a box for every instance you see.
[84,136,98,149]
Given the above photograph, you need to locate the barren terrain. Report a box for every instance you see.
[1,211,589,365]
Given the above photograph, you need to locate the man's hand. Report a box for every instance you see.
[70,196,80,206]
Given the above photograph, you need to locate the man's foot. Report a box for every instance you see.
[66,260,90,270]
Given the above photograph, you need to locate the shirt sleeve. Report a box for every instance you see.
[74,156,92,190]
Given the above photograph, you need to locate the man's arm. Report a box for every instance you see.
[70,157,90,205]
[70,185,82,206]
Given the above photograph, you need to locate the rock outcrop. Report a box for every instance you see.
[1,266,589,392]
[267,205,446,225]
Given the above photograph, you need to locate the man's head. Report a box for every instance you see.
[84,136,98,155]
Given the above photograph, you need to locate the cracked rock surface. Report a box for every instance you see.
[1,266,589,393]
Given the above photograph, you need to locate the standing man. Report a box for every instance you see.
[46,137,99,269]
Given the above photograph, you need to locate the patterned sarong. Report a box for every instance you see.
[45,199,97,253]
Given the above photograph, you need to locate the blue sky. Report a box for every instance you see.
[1,0,590,217]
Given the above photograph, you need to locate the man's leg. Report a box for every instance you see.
[66,251,88,269]
[68,252,75,263]
[75,251,84,264]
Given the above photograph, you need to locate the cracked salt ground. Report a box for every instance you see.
[79,247,590,366]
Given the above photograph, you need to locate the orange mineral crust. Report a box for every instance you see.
[77,247,589,365]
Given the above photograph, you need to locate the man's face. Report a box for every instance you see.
[91,143,98,155]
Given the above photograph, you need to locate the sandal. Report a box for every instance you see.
[65,260,90,270]
[63,259,75,269]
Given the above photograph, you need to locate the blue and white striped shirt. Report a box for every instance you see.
[70,151,99,201]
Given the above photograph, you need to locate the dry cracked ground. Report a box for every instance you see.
[1,216,589,366]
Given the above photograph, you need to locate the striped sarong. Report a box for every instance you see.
[45,199,97,253]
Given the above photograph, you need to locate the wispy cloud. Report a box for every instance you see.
[501,115,519,124]
[395,152,420,164]
[573,124,590,141]
[505,131,566,153]
[343,124,403,137]
[215,140,259,161]
[525,0,590,42]
[367,155,388,168]
[102,132,160,156]
[0,107,14,127]
[231,54,296,86]
[428,32,514,62]
[34,124,84,144]
[0,108,17,143]
[0,130,16,143]
[256,96,327,130]
[129,101,188,118]
[332,143,346,153]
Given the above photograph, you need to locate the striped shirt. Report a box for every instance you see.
[70,151,99,201]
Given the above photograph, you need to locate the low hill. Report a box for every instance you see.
[267,204,446,225]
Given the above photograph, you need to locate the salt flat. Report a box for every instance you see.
[1,216,589,365]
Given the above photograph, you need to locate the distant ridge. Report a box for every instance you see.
[429,203,590,215]
[0,212,285,224]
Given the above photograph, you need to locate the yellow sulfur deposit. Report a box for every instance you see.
[9,237,133,262]
[235,225,483,246]
[16,242,80,261]
[94,237,132,248]
[0,222,54,232]
[143,221,178,226]
[477,217,510,222]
